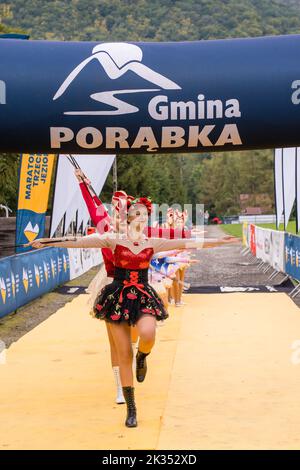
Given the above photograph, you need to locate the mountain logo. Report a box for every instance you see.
[34,265,40,287]
[0,278,6,303]
[24,222,39,242]
[53,42,181,116]
[22,268,29,293]
[43,261,49,283]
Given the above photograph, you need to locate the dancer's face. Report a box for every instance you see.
[112,210,127,234]
[128,204,148,234]
[111,198,128,234]
[174,215,184,229]
[167,213,174,226]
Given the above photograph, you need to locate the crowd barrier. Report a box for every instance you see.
[242,222,300,285]
[0,246,102,318]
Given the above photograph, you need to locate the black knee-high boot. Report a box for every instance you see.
[122,386,137,427]
[136,350,150,383]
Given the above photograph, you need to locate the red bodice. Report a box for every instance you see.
[101,248,115,277]
[114,244,154,270]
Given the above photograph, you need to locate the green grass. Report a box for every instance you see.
[257,221,296,233]
[221,224,243,238]
[221,220,297,239]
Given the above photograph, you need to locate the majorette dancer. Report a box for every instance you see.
[74,169,191,403]
[75,168,129,405]
[28,198,237,428]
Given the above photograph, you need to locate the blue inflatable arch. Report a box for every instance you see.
[0,34,299,154]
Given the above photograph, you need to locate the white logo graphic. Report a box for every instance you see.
[53,42,181,115]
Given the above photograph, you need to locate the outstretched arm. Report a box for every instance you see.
[151,236,239,253]
[75,169,111,231]
[25,233,117,250]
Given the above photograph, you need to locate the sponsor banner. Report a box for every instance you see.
[282,147,296,229]
[270,230,285,272]
[247,223,251,249]
[255,226,263,259]
[1,36,300,154]
[285,233,300,281]
[0,247,70,318]
[242,222,248,247]
[250,224,256,256]
[16,154,55,253]
[0,257,17,318]
[0,245,102,318]
[255,227,271,264]
[68,248,102,280]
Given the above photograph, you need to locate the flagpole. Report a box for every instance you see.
[113,156,118,193]
[48,154,59,237]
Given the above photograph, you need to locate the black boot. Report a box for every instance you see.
[136,350,150,383]
[122,386,137,428]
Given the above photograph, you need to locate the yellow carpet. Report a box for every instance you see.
[1,292,300,449]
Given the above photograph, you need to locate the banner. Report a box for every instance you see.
[0,246,102,318]
[270,230,285,272]
[16,154,55,252]
[285,233,300,281]
[50,154,114,237]
[0,257,17,318]
[0,247,70,318]
[250,224,256,256]
[254,227,270,263]
[242,222,248,247]
[282,147,296,229]
[1,35,300,154]
[68,248,102,280]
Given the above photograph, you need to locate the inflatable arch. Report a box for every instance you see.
[0,34,299,154]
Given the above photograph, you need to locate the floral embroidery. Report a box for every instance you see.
[141,307,155,314]
[127,292,137,299]
[111,313,121,320]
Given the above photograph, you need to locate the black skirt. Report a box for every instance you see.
[93,267,168,325]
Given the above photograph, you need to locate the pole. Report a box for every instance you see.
[113,156,118,193]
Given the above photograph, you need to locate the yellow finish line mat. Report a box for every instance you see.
[1,292,300,450]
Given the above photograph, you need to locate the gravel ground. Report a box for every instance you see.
[185,225,287,287]
[0,226,293,348]
[0,267,98,348]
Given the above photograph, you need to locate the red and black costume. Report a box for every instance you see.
[93,242,168,325]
